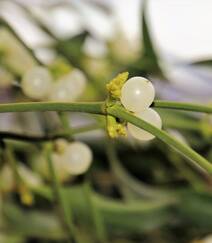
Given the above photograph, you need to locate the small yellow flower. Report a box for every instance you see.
[19,185,34,206]
[107,115,127,138]
[106,72,129,98]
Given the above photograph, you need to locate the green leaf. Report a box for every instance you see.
[2,204,66,239]
[192,59,212,66]
[56,31,88,68]
[140,1,164,76]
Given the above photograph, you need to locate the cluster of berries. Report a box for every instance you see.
[120,76,162,141]
[21,66,87,101]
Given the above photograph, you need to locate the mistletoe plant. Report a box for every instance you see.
[0,5,212,243]
[0,72,211,173]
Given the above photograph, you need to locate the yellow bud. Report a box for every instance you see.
[106,115,127,138]
[117,124,127,136]
[19,186,34,206]
[106,72,129,98]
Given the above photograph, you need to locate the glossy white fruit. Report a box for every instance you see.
[49,69,86,102]
[128,108,162,141]
[121,77,155,112]
[21,66,52,100]
[68,69,87,96]
[62,141,92,175]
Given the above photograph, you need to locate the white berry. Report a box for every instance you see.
[128,108,162,141]
[68,69,87,96]
[49,69,86,102]
[21,66,52,100]
[121,77,155,112]
[61,141,92,175]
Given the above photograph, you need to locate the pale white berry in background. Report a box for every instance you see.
[33,153,70,182]
[121,77,155,112]
[21,66,52,100]
[68,69,87,96]
[49,80,75,102]
[49,69,87,102]
[128,108,162,141]
[62,141,93,175]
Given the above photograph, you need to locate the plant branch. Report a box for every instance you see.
[107,105,212,174]
[153,100,212,113]
[0,100,211,173]
[0,101,105,114]
[45,144,79,243]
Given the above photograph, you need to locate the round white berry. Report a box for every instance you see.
[121,77,155,112]
[128,108,162,141]
[62,141,92,175]
[68,69,87,96]
[49,69,86,102]
[49,80,76,102]
[21,66,52,100]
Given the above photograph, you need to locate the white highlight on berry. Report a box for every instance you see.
[62,141,92,175]
[21,66,52,100]
[49,69,87,102]
[121,76,155,112]
[128,108,162,141]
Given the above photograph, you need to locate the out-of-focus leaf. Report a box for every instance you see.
[2,204,66,240]
[34,185,173,235]
[192,59,212,66]
[177,191,212,229]
[0,234,23,243]
[56,31,89,68]
[127,1,165,78]
[141,1,159,71]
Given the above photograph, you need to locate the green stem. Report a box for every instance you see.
[45,144,79,243]
[83,181,108,243]
[107,105,212,174]
[0,101,211,173]
[0,101,105,114]
[58,112,72,131]
[0,100,211,115]
[57,112,73,141]
[5,144,22,185]
[153,100,212,113]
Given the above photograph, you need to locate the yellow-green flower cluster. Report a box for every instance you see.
[106,72,129,98]
[107,115,127,138]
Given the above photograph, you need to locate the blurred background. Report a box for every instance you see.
[0,0,212,243]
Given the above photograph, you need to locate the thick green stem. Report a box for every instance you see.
[153,100,212,113]
[0,100,211,173]
[0,101,105,114]
[107,105,212,174]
